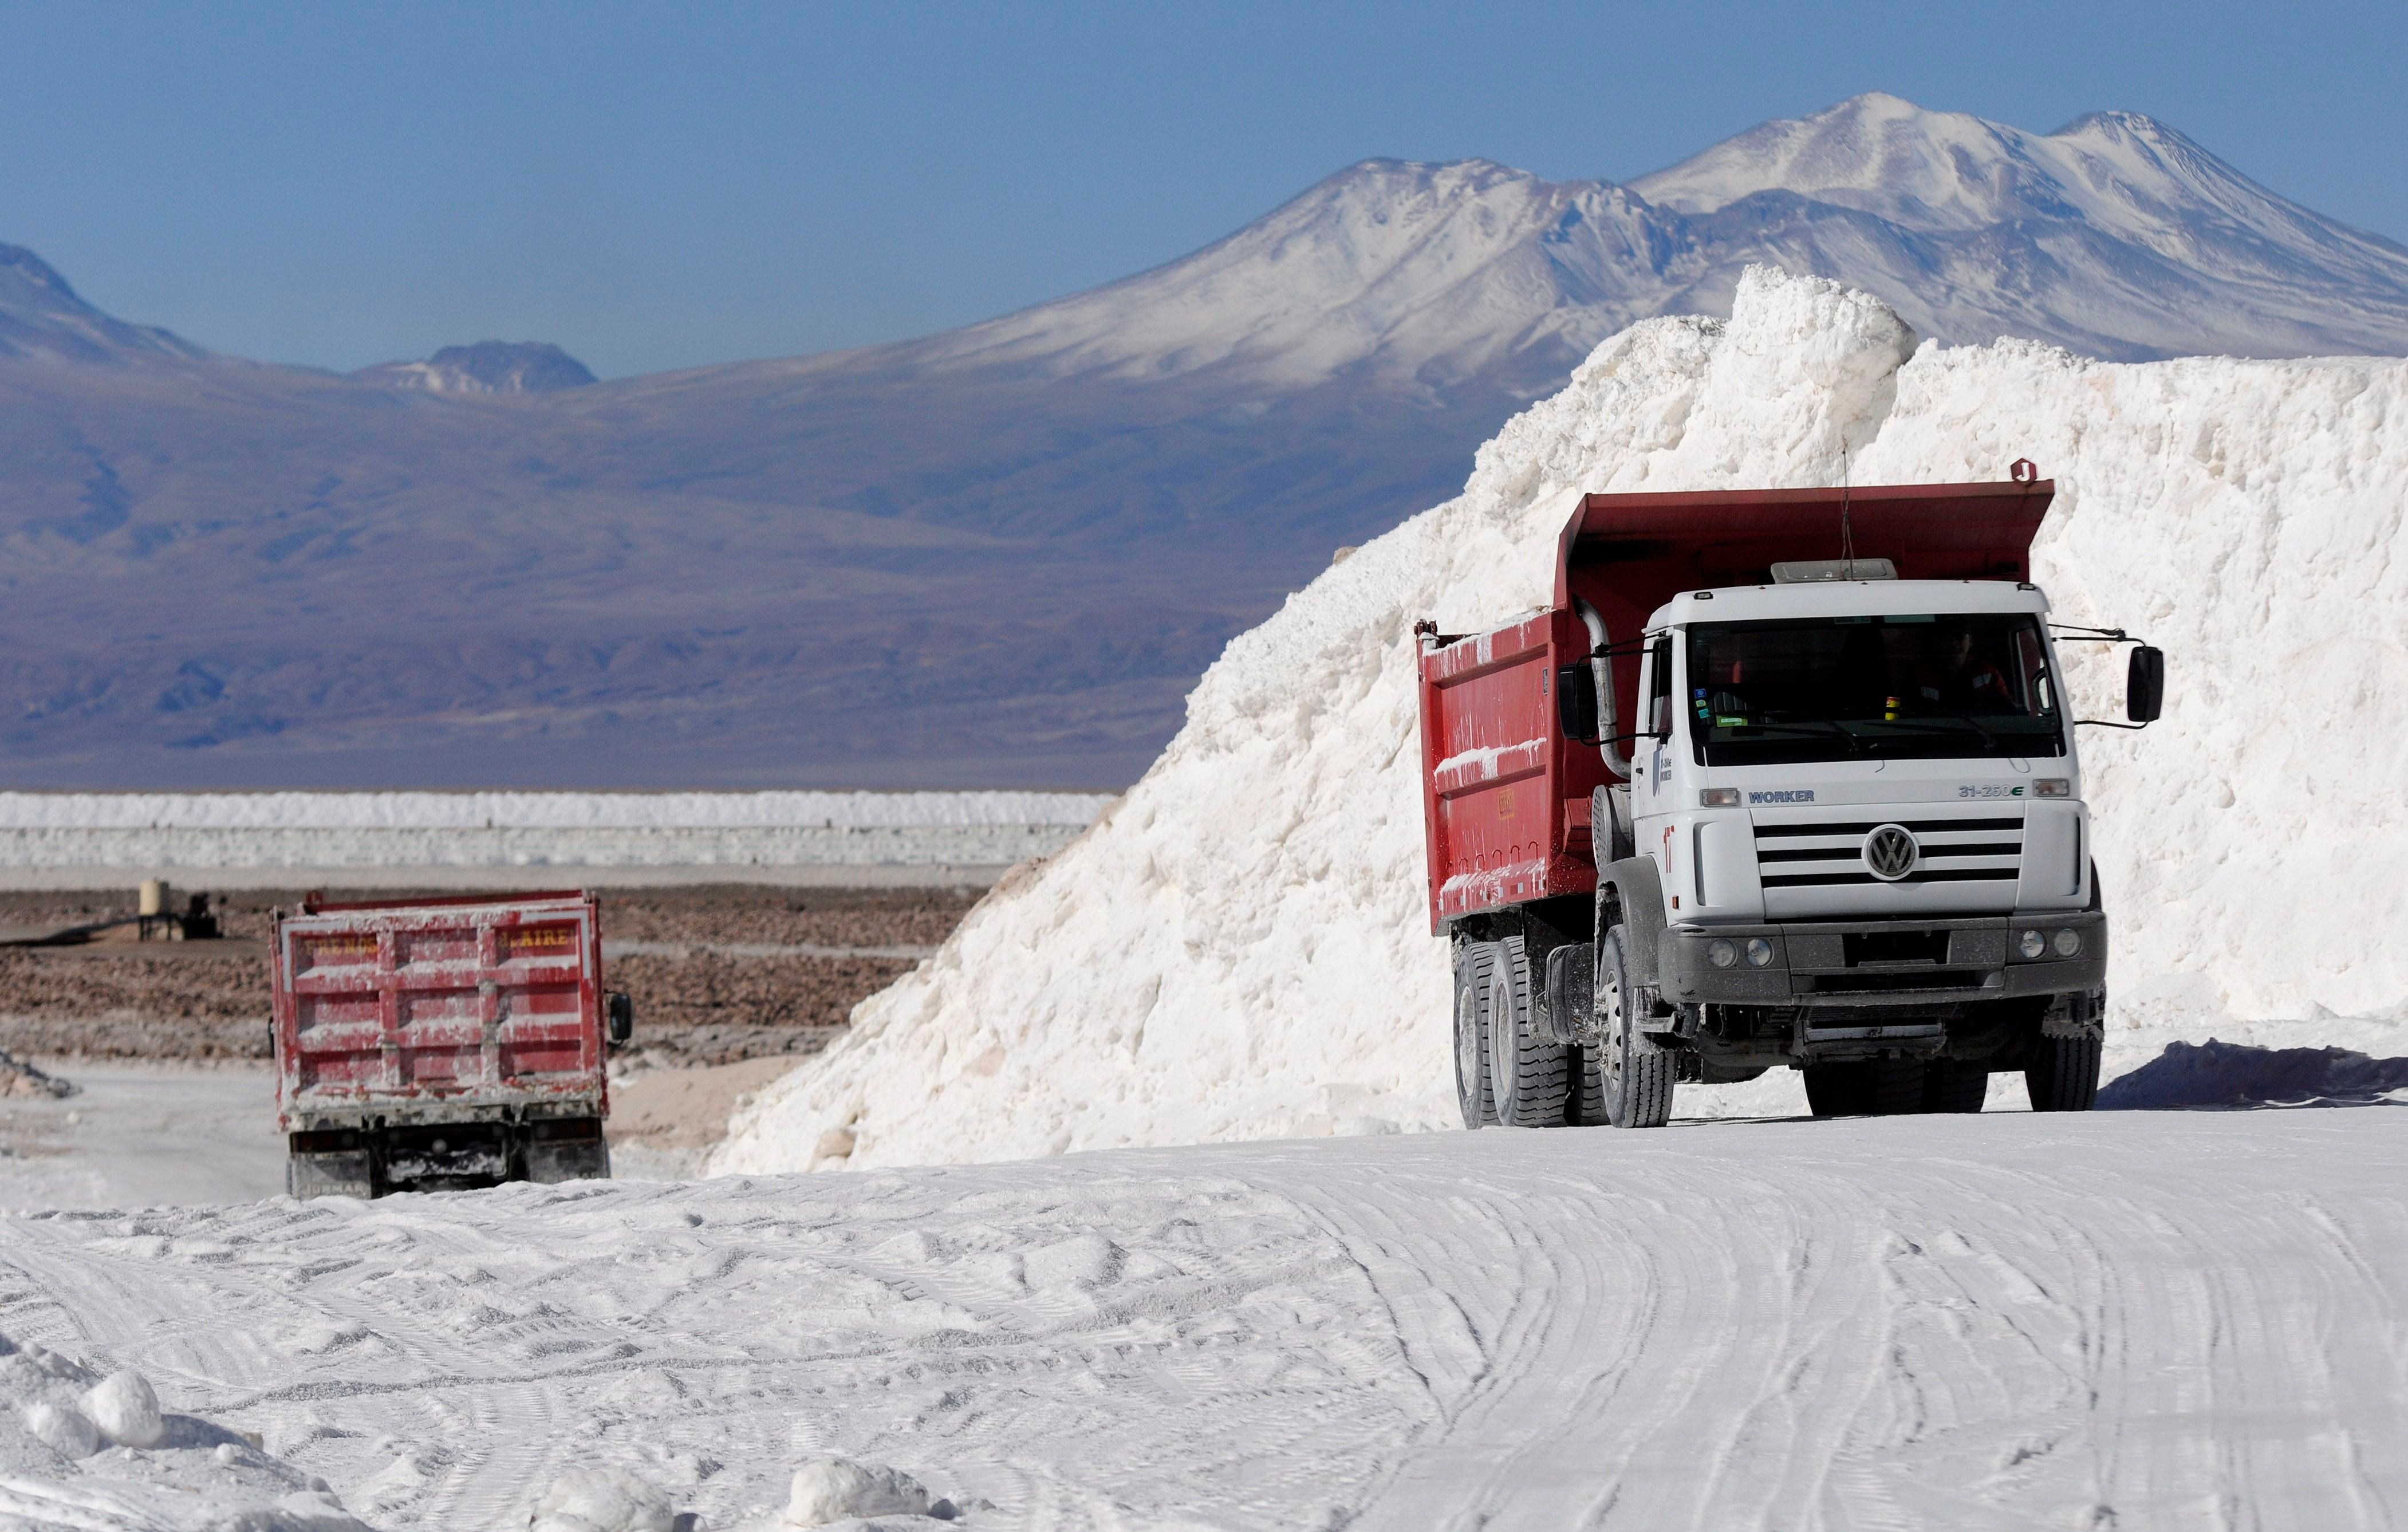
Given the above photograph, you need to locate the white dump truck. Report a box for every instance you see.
[1415,468,2162,1126]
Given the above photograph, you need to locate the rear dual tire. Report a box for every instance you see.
[1454,928,1674,1130]
[1453,943,1500,1128]
[1487,937,1571,1128]
[1455,938,1574,1129]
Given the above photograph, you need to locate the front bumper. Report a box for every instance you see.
[1658,909,2107,1009]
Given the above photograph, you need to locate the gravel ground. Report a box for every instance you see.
[0,884,974,1068]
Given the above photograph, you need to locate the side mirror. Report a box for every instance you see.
[1556,665,1599,743]
[606,991,634,1047]
[2127,645,2165,724]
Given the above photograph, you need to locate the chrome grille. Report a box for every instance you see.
[1752,812,2023,889]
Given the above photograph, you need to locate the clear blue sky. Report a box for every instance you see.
[5,0,2400,379]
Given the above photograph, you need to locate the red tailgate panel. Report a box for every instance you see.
[274,892,607,1122]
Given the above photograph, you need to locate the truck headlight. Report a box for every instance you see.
[2035,778,2070,798]
[1707,939,1738,968]
[2053,929,2082,957]
[1698,788,1739,808]
[1745,938,1774,967]
[2019,929,2046,959]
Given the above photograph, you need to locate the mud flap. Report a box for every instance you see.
[287,1149,375,1200]
[525,1118,612,1184]
[1539,942,1595,1045]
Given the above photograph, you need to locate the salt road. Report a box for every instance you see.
[1,1106,2401,1530]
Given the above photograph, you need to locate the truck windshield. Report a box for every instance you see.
[1686,613,2064,765]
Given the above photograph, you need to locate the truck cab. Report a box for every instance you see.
[1417,472,2161,1128]
[1626,576,2107,1114]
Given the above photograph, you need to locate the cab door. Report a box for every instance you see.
[1633,632,1676,817]
[1630,632,1682,907]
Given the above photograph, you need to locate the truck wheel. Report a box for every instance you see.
[1802,1060,1926,1117]
[1922,1062,1989,1113]
[1453,943,1499,1129]
[2025,1034,2102,1112]
[1595,926,1672,1128]
[1485,936,1570,1128]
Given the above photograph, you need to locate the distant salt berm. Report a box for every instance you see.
[0,790,1112,874]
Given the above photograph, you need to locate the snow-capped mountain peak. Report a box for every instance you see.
[889,90,2408,396]
[912,156,1670,394]
[354,340,596,395]
[1628,92,2408,292]
[0,243,203,364]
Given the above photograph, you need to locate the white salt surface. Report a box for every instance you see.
[3,1109,2403,1529]
[718,266,2408,1175]
[0,1067,286,1213]
[0,790,1113,872]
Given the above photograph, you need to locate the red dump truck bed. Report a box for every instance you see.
[1417,477,2054,931]
[271,889,624,1196]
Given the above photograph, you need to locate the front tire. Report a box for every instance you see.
[1453,942,1499,1129]
[1595,926,1673,1128]
[2025,1033,2102,1112]
[1485,936,1570,1128]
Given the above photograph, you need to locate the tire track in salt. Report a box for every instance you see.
[2,1106,2404,1530]
[1239,1109,2408,1530]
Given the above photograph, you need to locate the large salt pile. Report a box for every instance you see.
[716,266,2408,1173]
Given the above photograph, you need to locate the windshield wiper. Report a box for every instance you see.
[1723,718,1867,754]
[1873,715,2005,750]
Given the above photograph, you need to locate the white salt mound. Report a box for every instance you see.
[22,1400,98,1458]
[716,265,2408,1174]
[84,1369,164,1448]
[782,1456,933,1526]
[529,1467,677,1532]
[0,1330,371,1529]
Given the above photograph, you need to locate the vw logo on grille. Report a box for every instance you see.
[1863,824,1919,881]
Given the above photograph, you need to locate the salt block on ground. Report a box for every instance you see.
[84,1369,164,1448]
[23,1400,99,1458]
[528,1467,677,1532]
[785,1457,931,1526]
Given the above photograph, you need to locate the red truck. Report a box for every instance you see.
[272,890,634,1197]
[1418,473,2161,1128]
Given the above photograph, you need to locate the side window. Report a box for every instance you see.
[1648,635,1673,735]
[2015,625,2056,716]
